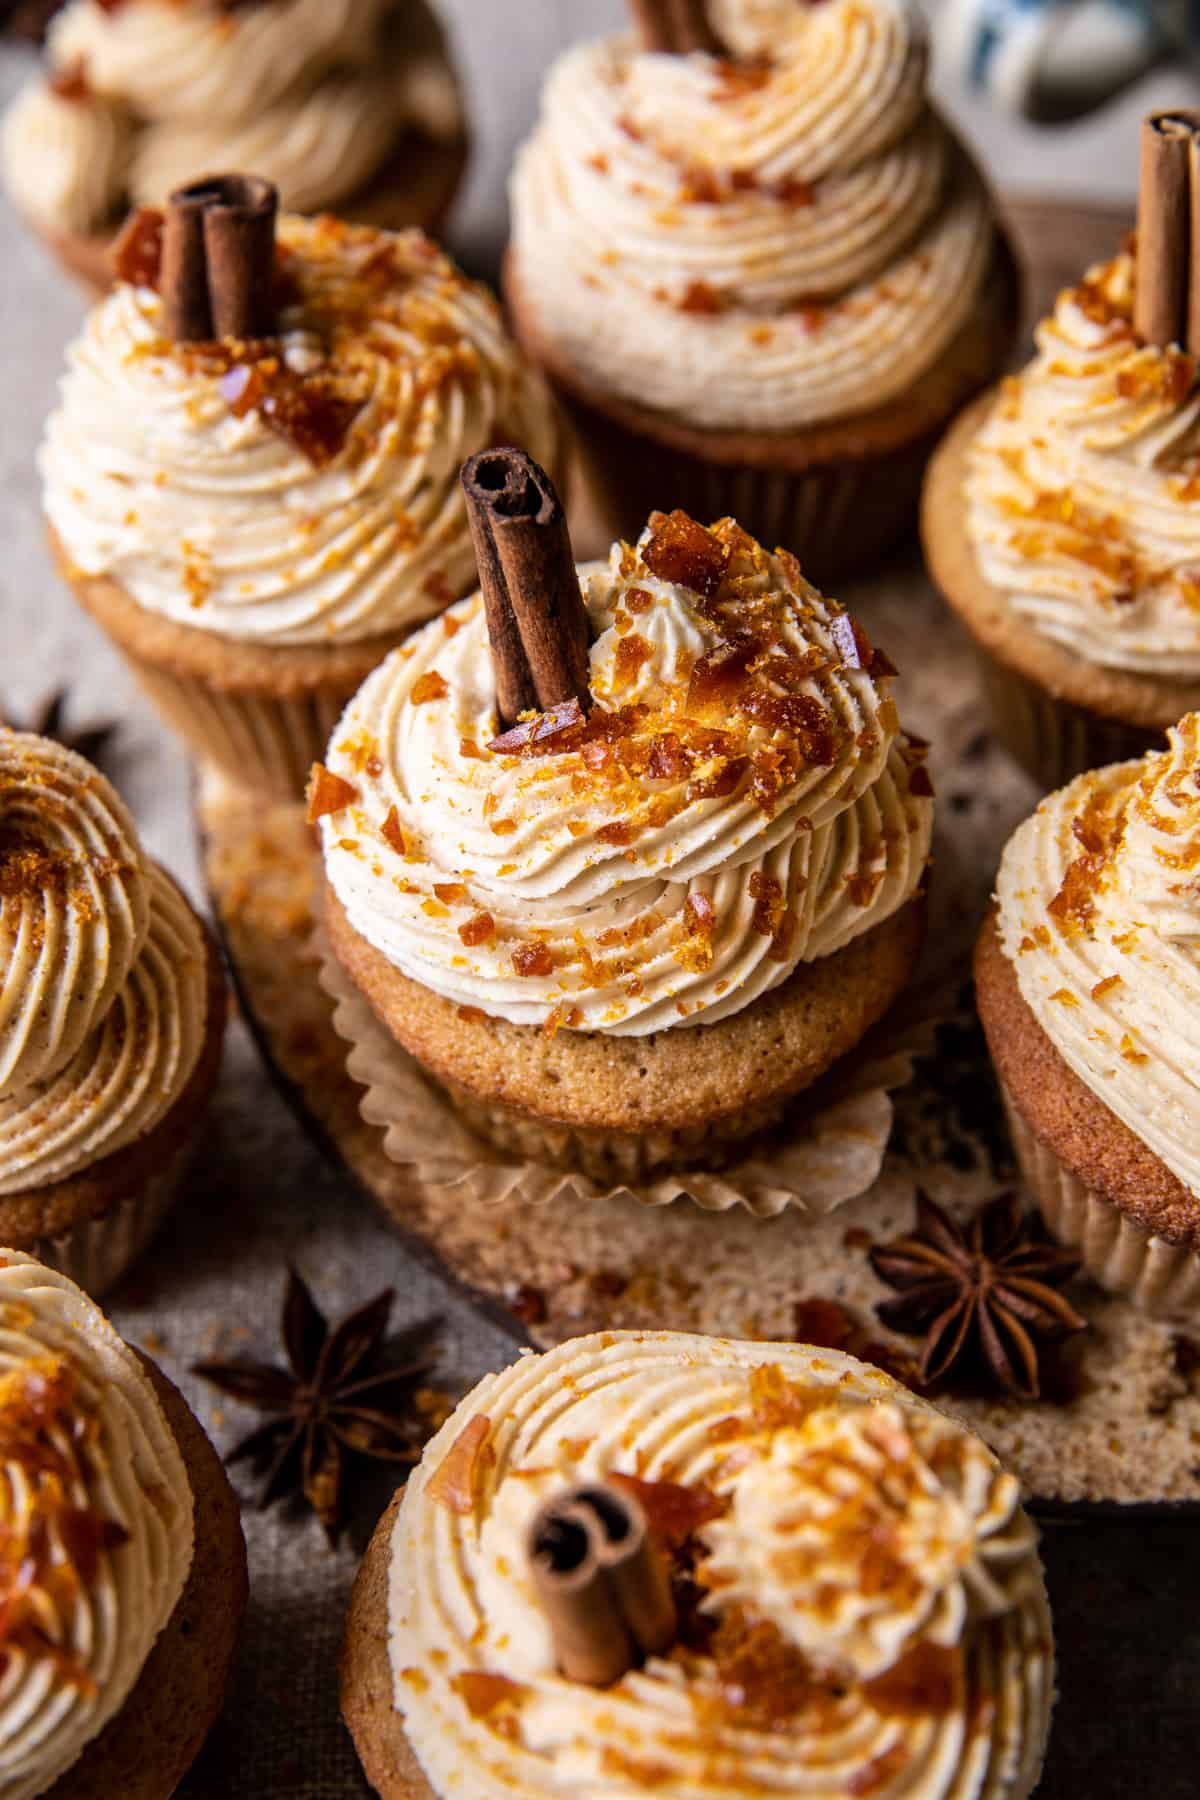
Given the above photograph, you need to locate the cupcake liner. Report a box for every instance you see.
[123,651,353,804]
[25,1135,197,1298]
[316,927,925,1220]
[998,1075,1200,1318]
[976,650,1165,791]
[565,391,934,585]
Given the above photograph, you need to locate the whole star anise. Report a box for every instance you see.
[194,1269,439,1545]
[868,1192,1087,1400]
[2,689,118,770]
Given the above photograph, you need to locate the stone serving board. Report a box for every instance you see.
[198,199,1200,1510]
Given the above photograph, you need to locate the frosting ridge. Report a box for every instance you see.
[319,513,932,1036]
[0,732,209,1194]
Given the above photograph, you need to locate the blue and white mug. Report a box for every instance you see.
[939,0,1200,121]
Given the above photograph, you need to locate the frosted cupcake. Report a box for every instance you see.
[0,730,225,1292]
[316,489,933,1183]
[978,713,1200,1317]
[2,0,466,292]
[0,1251,246,1797]
[341,1329,1054,1800]
[42,199,561,800]
[506,0,1018,580]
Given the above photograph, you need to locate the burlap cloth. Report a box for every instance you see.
[2,19,1197,1789]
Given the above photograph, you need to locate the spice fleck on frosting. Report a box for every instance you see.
[319,514,933,1036]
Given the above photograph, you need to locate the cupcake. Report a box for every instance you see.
[41,195,561,801]
[0,1250,246,1796]
[923,113,1200,790]
[504,0,1019,582]
[2,0,467,292]
[342,1328,1054,1800]
[0,729,225,1293]
[316,474,933,1184]
[978,713,1200,1317]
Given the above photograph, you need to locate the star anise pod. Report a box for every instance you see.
[194,1269,439,1546]
[868,1191,1088,1400]
[2,689,118,770]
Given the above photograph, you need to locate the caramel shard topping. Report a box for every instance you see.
[458,911,496,947]
[512,941,554,978]
[642,510,731,598]
[452,1670,527,1718]
[49,59,91,103]
[708,1607,816,1731]
[218,360,364,470]
[434,883,467,904]
[748,1364,828,1433]
[487,697,584,755]
[306,763,358,824]
[380,806,407,856]
[678,280,726,315]
[111,206,164,290]
[427,1414,491,1515]
[863,1642,961,1717]
[609,1472,725,1544]
[1047,789,1121,934]
[411,672,450,705]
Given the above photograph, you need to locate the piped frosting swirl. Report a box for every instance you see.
[386,1330,1052,1800]
[2,0,462,234]
[509,0,996,432]
[996,713,1200,1195]
[41,216,560,648]
[965,248,1200,678]
[0,1252,193,1800]
[318,512,932,1035]
[0,732,209,1195]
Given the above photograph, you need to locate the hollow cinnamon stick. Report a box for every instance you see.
[160,187,213,343]
[528,1484,677,1687]
[461,449,591,730]
[529,1500,636,1686]
[161,174,278,344]
[628,0,724,54]
[1134,112,1199,350]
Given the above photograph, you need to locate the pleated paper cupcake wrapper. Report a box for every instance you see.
[999,1078,1200,1318]
[124,651,352,804]
[977,652,1166,793]
[24,1136,196,1299]
[564,392,932,586]
[316,928,923,1219]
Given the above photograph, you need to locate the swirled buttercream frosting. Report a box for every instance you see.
[41,215,559,648]
[386,1330,1052,1800]
[965,248,1200,678]
[509,0,996,433]
[0,1251,193,1799]
[996,713,1200,1196]
[0,732,209,1195]
[318,512,932,1035]
[2,0,462,233]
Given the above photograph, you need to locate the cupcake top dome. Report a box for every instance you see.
[384,1330,1052,1799]
[2,0,461,236]
[0,1251,193,1799]
[995,713,1200,1195]
[509,0,998,433]
[965,246,1200,678]
[0,731,209,1194]
[315,510,933,1035]
[40,213,560,648]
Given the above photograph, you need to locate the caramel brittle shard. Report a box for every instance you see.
[306,763,358,824]
[642,510,731,598]
[427,1414,492,1515]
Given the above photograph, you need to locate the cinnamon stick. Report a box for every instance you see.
[1134,112,1199,350]
[528,1484,676,1687]
[461,449,591,730]
[161,174,278,344]
[628,0,724,54]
